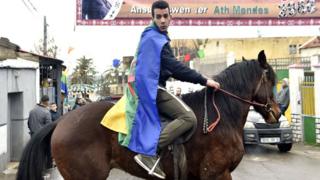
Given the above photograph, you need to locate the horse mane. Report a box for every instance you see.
[182,60,276,130]
[216,60,262,96]
[215,60,276,93]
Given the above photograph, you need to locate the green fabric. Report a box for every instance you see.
[118,84,139,146]
[61,71,67,83]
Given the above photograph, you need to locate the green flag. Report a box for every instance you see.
[197,49,205,59]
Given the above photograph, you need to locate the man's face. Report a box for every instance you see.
[282,81,287,88]
[50,104,57,112]
[153,8,171,32]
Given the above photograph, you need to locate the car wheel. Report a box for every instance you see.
[277,143,292,152]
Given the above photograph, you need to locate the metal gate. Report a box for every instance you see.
[301,71,316,144]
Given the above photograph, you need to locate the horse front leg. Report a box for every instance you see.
[199,150,232,180]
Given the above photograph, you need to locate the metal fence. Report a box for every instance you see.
[267,57,311,71]
[236,56,311,70]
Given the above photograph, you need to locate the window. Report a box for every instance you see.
[289,44,297,54]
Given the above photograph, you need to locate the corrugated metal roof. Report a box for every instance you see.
[0,37,19,50]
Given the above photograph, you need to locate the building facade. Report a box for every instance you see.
[0,37,64,171]
[0,38,39,171]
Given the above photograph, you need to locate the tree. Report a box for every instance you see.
[70,56,97,85]
[96,73,111,97]
[34,38,59,58]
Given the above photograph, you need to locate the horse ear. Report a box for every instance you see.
[242,56,247,61]
[258,50,267,68]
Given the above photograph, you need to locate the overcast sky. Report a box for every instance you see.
[1,0,320,74]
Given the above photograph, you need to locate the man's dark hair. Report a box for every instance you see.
[151,0,170,18]
[40,95,49,103]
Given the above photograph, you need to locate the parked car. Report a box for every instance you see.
[243,107,293,152]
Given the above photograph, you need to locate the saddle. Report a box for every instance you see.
[159,115,195,180]
[158,89,219,180]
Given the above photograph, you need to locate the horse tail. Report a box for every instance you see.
[17,122,57,180]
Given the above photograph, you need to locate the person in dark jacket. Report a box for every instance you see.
[50,102,60,121]
[73,97,87,110]
[72,97,82,110]
[132,1,220,179]
[27,95,52,136]
[276,78,290,115]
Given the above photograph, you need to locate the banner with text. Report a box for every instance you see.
[77,0,320,26]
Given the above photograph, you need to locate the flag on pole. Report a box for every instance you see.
[197,49,205,59]
[61,70,68,96]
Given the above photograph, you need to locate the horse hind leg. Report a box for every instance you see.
[52,136,112,180]
[55,145,111,180]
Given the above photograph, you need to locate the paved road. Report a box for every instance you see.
[1,143,320,180]
[233,144,320,180]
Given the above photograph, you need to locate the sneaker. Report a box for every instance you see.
[134,154,166,179]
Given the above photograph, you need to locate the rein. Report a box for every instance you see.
[203,70,273,134]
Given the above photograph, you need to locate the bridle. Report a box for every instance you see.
[203,69,277,134]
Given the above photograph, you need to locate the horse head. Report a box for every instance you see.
[251,50,281,124]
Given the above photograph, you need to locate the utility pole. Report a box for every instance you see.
[43,16,48,56]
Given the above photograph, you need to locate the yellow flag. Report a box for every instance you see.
[101,96,127,134]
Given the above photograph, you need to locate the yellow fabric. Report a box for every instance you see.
[101,96,127,134]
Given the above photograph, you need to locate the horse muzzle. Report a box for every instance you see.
[266,104,281,124]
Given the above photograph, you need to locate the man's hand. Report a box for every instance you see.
[206,79,220,89]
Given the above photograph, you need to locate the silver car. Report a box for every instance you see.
[243,107,293,152]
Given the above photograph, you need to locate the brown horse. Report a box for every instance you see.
[17,50,281,180]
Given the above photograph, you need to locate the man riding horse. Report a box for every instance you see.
[17,1,282,180]
[113,1,220,179]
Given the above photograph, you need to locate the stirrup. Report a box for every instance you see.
[148,156,162,175]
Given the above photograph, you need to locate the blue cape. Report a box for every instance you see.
[127,25,169,155]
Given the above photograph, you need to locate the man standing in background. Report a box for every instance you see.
[175,87,182,98]
[27,95,52,136]
[276,78,290,115]
[50,102,60,121]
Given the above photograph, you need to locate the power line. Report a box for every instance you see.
[21,0,39,14]
[26,0,38,12]
[21,0,34,14]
